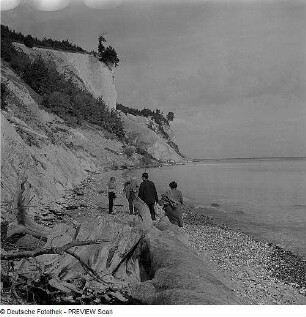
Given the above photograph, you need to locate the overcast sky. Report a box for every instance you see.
[2,0,306,158]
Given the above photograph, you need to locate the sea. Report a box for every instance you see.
[131,158,306,258]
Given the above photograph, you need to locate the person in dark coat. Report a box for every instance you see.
[107,176,116,214]
[138,172,158,220]
[160,181,184,227]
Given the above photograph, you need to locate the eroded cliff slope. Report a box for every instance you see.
[121,113,183,162]
[10,43,183,163]
[1,46,184,217]
[1,62,132,218]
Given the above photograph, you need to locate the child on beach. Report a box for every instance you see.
[107,176,117,214]
[160,181,184,227]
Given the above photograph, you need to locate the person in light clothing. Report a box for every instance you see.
[161,181,184,227]
[124,177,138,214]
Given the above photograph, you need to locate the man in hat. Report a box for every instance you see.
[138,172,158,220]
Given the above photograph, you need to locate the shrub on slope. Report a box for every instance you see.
[1,24,86,53]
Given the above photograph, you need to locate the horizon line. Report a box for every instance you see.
[191,156,306,161]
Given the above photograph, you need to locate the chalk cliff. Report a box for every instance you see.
[14,43,117,109]
[121,113,183,162]
[10,43,183,163]
[1,46,184,216]
[1,62,130,217]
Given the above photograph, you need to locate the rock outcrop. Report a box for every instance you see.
[130,199,243,304]
[2,193,243,305]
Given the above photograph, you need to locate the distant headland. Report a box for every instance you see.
[192,156,306,163]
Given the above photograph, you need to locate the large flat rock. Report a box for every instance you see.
[131,218,243,304]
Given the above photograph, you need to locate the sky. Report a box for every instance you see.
[1,0,306,158]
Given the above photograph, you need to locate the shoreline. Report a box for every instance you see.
[182,202,306,304]
[193,204,306,260]
[91,168,306,304]
[122,167,306,303]
[128,164,306,261]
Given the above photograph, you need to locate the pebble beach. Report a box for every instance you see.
[183,204,306,304]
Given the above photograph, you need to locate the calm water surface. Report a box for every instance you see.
[131,159,306,258]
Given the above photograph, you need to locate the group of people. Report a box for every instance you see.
[107,172,184,227]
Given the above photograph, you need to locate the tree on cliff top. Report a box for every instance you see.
[24,35,34,48]
[98,35,106,55]
[100,46,119,67]
[166,111,175,122]
[97,35,119,67]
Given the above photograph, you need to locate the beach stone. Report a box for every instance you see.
[40,214,55,221]
[211,203,220,208]
[154,215,171,231]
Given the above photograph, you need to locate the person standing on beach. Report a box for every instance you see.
[107,176,117,214]
[160,181,184,227]
[124,177,138,214]
[138,172,158,220]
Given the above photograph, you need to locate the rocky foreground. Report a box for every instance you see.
[2,169,306,305]
[42,169,306,304]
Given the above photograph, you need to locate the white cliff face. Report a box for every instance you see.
[58,52,117,108]
[161,123,176,143]
[121,113,183,162]
[14,43,117,109]
[11,44,183,161]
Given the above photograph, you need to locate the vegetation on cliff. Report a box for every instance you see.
[1,82,9,110]
[116,103,175,140]
[33,59,125,138]
[1,24,86,53]
[1,25,181,162]
[97,35,119,67]
[1,42,125,138]
[1,25,120,67]
[117,103,172,125]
